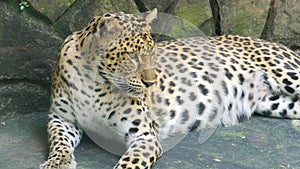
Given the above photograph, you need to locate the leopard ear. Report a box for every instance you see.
[143,8,157,24]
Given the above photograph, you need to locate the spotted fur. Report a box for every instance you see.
[40,9,300,169]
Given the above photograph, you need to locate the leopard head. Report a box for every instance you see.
[80,9,158,98]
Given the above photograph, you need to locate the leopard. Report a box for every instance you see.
[40,8,300,169]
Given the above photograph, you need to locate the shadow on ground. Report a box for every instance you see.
[1,112,300,169]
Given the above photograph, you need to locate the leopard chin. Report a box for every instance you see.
[111,81,147,98]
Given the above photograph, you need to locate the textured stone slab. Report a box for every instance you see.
[139,0,178,13]
[262,0,300,47]
[0,82,49,115]
[174,0,213,35]
[0,2,60,115]
[1,112,300,169]
[29,0,76,22]
[217,0,271,37]
[0,2,62,81]
[68,0,139,32]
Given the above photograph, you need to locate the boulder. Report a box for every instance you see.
[0,2,62,81]
[28,0,76,22]
[68,0,139,32]
[262,0,300,48]
[174,0,215,36]
[0,82,49,116]
[138,0,178,13]
[0,2,61,115]
[217,0,271,37]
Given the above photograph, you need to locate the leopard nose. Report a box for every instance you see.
[141,79,155,88]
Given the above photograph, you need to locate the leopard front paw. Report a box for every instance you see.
[40,159,76,169]
[40,150,76,169]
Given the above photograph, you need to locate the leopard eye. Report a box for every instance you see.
[114,15,121,20]
[103,14,111,17]
[129,52,139,64]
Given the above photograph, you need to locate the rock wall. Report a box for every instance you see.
[0,0,299,117]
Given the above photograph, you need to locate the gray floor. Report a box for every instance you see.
[1,111,300,169]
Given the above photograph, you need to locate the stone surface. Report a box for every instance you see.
[139,0,178,13]
[0,2,60,115]
[47,0,139,38]
[262,0,300,48]
[0,2,62,81]
[217,0,271,37]
[140,0,215,36]
[69,0,139,32]
[28,0,76,22]
[151,12,206,42]
[1,112,300,169]
[0,82,49,116]
[174,0,214,36]
[150,0,212,41]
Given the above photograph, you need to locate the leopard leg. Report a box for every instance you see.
[256,94,300,118]
[114,130,163,169]
[40,113,82,169]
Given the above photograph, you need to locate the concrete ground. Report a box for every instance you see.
[1,111,300,169]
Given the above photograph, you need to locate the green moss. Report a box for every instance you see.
[291,120,300,132]
[172,0,213,37]
[175,0,212,27]
[29,0,76,22]
[168,20,204,38]
[217,130,246,141]
[220,1,270,37]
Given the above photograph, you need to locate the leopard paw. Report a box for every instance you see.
[40,159,76,169]
[40,148,76,169]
